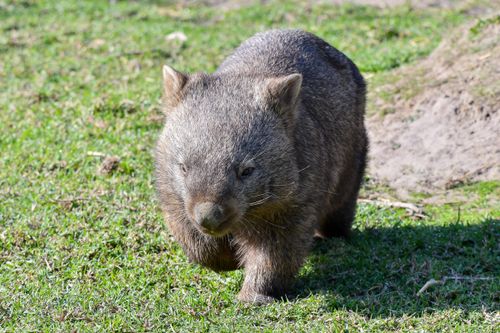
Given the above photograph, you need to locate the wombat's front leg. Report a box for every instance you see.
[236,221,314,304]
[165,213,239,271]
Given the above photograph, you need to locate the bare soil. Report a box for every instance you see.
[367,19,500,197]
[329,0,466,8]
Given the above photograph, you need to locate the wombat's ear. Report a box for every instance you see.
[162,65,188,110]
[260,73,302,115]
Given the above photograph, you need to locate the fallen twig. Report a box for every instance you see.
[87,151,107,158]
[43,256,53,271]
[53,197,92,204]
[416,278,443,296]
[416,275,495,296]
[358,198,425,216]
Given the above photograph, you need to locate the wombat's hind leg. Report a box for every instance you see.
[317,140,367,239]
[316,198,357,239]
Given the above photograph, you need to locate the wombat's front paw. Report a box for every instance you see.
[237,290,275,305]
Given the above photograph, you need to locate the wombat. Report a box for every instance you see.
[155,29,368,304]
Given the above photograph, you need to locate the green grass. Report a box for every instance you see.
[0,0,498,331]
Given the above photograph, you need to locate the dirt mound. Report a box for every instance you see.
[329,0,468,8]
[367,18,500,197]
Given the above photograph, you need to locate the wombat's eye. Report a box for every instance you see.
[240,166,255,178]
[179,163,188,175]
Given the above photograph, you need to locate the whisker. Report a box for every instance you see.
[240,217,262,235]
[248,196,272,206]
[245,213,286,230]
[271,182,296,187]
[297,165,310,173]
[248,192,273,198]
[271,182,337,195]
[252,147,272,159]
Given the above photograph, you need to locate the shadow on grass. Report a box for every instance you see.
[293,217,499,317]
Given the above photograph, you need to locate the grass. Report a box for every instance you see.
[0,0,498,331]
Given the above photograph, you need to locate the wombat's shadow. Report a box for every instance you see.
[290,217,499,317]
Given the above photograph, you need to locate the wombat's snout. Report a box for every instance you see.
[193,202,233,235]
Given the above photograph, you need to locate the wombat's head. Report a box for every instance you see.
[155,65,301,237]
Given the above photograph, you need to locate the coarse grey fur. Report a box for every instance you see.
[155,29,368,304]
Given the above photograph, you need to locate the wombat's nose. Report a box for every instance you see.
[193,202,225,231]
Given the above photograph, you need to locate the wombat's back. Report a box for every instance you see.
[217,29,365,104]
